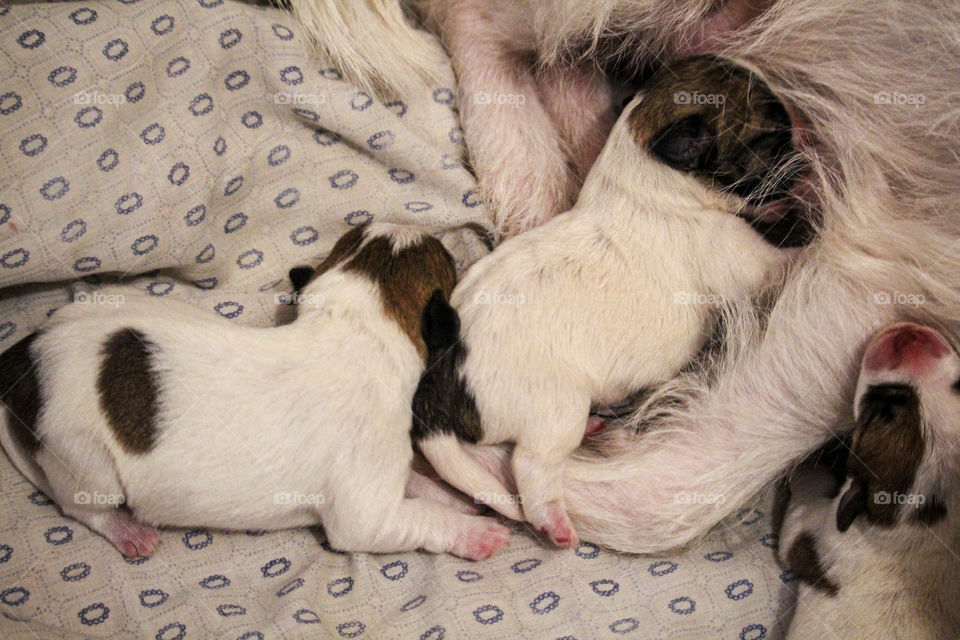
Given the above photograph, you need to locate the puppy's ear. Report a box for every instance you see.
[288,266,315,294]
[421,290,460,352]
[650,115,715,172]
[836,478,867,532]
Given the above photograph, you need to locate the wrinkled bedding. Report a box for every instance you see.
[0,1,797,637]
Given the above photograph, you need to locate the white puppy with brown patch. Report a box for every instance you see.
[778,322,960,639]
[0,223,510,560]
[412,57,800,547]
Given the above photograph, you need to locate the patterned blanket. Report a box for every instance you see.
[0,1,796,638]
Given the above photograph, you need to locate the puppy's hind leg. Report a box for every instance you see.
[322,496,510,561]
[511,398,590,548]
[36,443,160,558]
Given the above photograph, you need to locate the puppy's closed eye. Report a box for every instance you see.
[650,115,715,172]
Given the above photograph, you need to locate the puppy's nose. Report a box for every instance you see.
[863,322,950,375]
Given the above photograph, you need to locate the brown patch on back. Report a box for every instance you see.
[97,328,160,455]
[627,56,797,204]
[848,384,924,526]
[344,232,457,360]
[0,333,43,454]
[787,532,839,597]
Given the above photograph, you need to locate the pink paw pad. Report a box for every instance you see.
[539,503,578,548]
[108,511,161,558]
[452,520,510,560]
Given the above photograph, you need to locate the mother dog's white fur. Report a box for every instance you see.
[296,0,960,557]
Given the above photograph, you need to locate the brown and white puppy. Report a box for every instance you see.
[0,223,510,560]
[778,322,960,639]
[411,57,799,546]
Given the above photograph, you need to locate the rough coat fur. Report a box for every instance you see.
[295,0,960,557]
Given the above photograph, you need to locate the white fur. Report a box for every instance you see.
[418,92,793,546]
[0,224,509,560]
[293,0,960,558]
[777,324,960,639]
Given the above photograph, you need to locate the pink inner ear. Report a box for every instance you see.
[864,324,950,376]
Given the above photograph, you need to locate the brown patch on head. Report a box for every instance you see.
[97,328,160,455]
[0,333,43,454]
[291,224,369,293]
[786,532,839,597]
[842,384,925,527]
[344,229,457,360]
[627,56,798,206]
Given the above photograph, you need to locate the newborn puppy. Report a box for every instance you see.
[413,57,800,546]
[0,223,510,560]
[778,322,960,639]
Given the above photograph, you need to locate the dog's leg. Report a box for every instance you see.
[535,62,616,184]
[405,457,486,515]
[561,271,890,553]
[37,443,161,557]
[433,1,574,235]
[322,496,510,560]
[510,399,590,548]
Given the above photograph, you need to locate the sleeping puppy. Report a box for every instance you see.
[0,223,510,560]
[412,57,800,547]
[778,322,960,639]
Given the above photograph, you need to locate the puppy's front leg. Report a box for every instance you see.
[436,1,574,235]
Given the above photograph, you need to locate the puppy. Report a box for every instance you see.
[778,322,960,639]
[412,57,799,547]
[0,223,510,560]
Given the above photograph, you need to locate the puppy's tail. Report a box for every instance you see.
[289,0,446,100]
[417,435,524,522]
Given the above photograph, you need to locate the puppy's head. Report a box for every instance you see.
[624,56,809,245]
[836,322,960,531]
[289,222,457,359]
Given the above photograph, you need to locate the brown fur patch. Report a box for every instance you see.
[627,56,797,205]
[344,231,457,360]
[0,333,42,454]
[787,532,839,597]
[97,329,160,455]
[848,384,924,526]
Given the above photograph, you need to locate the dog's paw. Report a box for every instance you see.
[107,511,162,558]
[535,500,579,548]
[450,518,511,560]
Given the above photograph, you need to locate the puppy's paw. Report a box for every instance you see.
[534,500,579,548]
[450,518,511,560]
[108,511,162,558]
